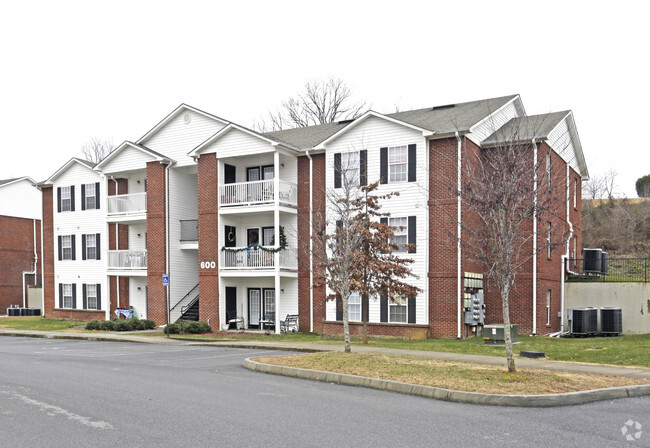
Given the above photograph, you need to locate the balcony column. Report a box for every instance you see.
[274,150,281,333]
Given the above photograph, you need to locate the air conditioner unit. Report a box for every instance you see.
[582,249,602,274]
[600,307,622,335]
[568,307,597,335]
[483,324,518,344]
[601,252,609,275]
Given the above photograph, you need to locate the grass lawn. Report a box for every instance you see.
[255,352,650,395]
[0,317,87,331]
[168,331,650,368]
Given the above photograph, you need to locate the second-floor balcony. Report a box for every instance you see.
[107,250,148,276]
[219,180,297,209]
[107,192,147,222]
[220,247,297,271]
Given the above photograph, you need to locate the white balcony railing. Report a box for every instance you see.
[221,247,297,270]
[107,250,148,270]
[219,180,297,207]
[107,192,147,216]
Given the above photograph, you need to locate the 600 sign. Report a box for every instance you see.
[200,261,216,269]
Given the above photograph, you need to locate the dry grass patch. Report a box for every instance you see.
[255,352,650,395]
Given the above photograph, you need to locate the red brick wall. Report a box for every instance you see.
[197,153,219,327]
[322,321,429,339]
[0,215,42,311]
[297,153,326,333]
[42,187,55,318]
[146,162,168,325]
[48,309,105,321]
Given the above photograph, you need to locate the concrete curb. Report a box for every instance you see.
[242,358,650,407]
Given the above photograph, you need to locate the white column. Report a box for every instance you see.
[274,150,281,333]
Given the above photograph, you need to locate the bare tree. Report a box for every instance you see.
[256,77,367,131]
[311,155,418,352]
[81,137,114,164]
[583,169,619,200]
[430,118,571,372]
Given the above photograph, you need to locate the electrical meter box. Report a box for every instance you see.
[464,293,485,325]
[483,324,518,344]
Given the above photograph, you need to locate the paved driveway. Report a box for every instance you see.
[0,337,648,447]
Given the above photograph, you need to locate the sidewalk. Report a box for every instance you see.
[1,328,649,380]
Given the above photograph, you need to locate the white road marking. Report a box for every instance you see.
[2,390,113,430]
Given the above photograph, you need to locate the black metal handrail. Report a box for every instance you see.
[567,257,649,283]
[181,294,199,315]
[170,283,199,313]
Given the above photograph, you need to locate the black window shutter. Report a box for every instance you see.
[72,283,77,309]
[334,153,341,188]
[58,236,62,261]
[408,295,416,323]
[82,284,87,309]
[360,150,367,186]
[408,144,416,182]
[82,234,86,260]
[96,284,101,310]
[408,216,416,254]
[81,184,86,210]
[96,233,101,260]
[95,182,100,209]
[70,186,75,211]
[380,147,388,184]
[380,293,388,322]
[57,187,62,213]
[58,284,63,308]
[336,294,343,321]
[71,235,76,260]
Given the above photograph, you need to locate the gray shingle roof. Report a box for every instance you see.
[261,121,350,150]
[482,111,570,146]
[386,95,519,134]
[259,95,519,149]
[0,178,19,186]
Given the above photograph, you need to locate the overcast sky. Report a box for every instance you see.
[1,0,647,197]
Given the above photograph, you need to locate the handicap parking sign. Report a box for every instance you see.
[162,274,169,286]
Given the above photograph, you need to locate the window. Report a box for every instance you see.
[85,183,96,210]
[389,294,407,323]
[388,146,408,182]
[389,217,408,252]
[546,290,551,325]
[348,291,361,322]
[341,152,359,184]
[546,153,551,187]
[61,186,72,212]
[573,178,578,209]
[85,234,96,260]
[62,235,72,260]
[546,221,552,258]
[86,284,98,310]
[62,284,73,309]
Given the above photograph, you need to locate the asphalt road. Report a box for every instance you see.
[0,337,649,448]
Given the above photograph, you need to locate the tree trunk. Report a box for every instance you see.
[501,282,516,372]
[343,292,351,353]
[361,293,369,344]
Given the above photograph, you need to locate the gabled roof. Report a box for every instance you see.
[136,103,229,145]
[386,95,520,135]
[94,141,174,171]
[41,158,97,185]
[481,111,571,146]
[262,121,352,150]
[0,176,37,188]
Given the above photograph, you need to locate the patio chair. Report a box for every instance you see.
[280,314,299,333]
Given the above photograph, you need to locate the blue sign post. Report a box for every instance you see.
[162,274,169,286]
[163,274,169,337]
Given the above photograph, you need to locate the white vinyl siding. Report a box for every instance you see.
[100,145,158,175]
[325,115,427,325]
[0,178,42,219]
[201,127,274,159]
[468,99,522,145]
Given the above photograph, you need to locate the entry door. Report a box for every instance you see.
[225,287,237,323]
[248,289,261,327]
[246,167,261,182]
[224,164,236,184]
[262,165,274,180]
[263,289,275,322]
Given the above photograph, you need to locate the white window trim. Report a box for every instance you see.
[86,234,96,260]
[546,289,551,325]
[389,217,408,253]
[388,145,408,183]
[62,235,72,260]
[86,284,98,310]
[348,291,361,322]
[61,186,72,212]
[389,294,408,323]
[62,284,73,309]
[85,183,96,210]
[341,151,360,185]
[546,222,552,258]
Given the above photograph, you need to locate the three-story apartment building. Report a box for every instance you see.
[40,94,588,338]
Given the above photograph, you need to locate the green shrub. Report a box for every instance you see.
[85,320,101,330]
[142,319,156,330]
[98,320,116,331]
[166,320,212,334]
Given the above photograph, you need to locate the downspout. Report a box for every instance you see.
[165,163,171,328]
[113,177,120,309]
[456,132,462,339]
[40,202,45,314]
[562,163,574,333]
[532,139,537,335]
[305,151,314,332]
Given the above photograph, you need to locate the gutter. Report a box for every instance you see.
[456,132,462,339]
[305,151,314,333]
[532,139,537,335]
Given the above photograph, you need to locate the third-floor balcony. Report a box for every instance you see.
[219,180,297,210]
[107,192,147,223]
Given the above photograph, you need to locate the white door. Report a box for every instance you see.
[249,289,261,327]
